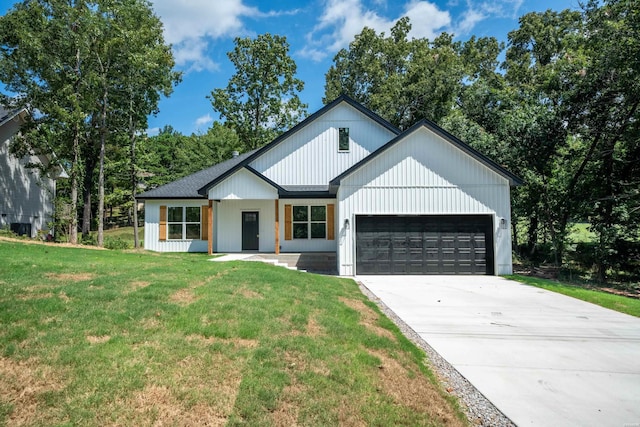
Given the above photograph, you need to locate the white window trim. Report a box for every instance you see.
[167,206,201,240]
[292,205,327,240]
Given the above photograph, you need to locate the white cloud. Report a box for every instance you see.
[456,8,486,35]
[301,0,529,61]
[150,0,256,71]
[194,113,213,128]
[301,0,451,61]
[403,0,451,40]
[150,1,300,72]
[146,127,160,137]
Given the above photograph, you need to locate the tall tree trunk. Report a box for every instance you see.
[70,123,80,245]
[97,86,107,247]
[129,97,140,249]
[81,154,96,238]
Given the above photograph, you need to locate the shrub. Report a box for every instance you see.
[104,236,131,250]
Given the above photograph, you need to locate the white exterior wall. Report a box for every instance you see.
[144,199,209,252]
[249,103,397,185]
[0,119,57,237]
[337,127,513,276]
[208,168,278,200]
[278,198,338,253]
[216,199,276,253]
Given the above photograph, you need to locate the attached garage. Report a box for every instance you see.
[355,215,494,275]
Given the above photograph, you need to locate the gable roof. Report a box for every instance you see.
[137,149,257,199]
[330,118,524,187]
[196,94,400,196]
[0,106,26,128]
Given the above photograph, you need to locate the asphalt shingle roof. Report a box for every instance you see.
[137,149,258,199]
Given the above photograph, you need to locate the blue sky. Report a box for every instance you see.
[1,0,580,135]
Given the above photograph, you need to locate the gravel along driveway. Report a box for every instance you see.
[358,275,640,427]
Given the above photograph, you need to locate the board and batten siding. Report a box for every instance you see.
[278,198,338,253]
[0,121,57,237]
[216,199,275,253]
[208,168,278,200]
[144,199,209,252]
[337,127,513,276]
[249,103,397,185]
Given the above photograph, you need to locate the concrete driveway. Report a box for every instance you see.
[358,275,640,427]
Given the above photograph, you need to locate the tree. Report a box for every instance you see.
[567,0,640,281]
[0,1,98,244]
[324,17,502,130]
[0,0,179,246]
[209,34,307,150]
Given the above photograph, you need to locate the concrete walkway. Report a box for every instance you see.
[358,275,640,427]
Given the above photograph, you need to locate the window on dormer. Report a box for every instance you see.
[339,127,349,152]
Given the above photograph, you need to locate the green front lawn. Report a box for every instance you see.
[0,241,466,426]
[508,275,640,317]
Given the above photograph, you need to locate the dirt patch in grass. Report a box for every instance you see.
[86,335,111,344]
[0,357,66,426]
[169,288,198,306]
[306,313,324,337]
[237,287,263,299]
[186,334,258,349]
[115,384,228,427]
[368,349,464,427]
[340,297,396,341]
[17,292,54,301]
[272,383,304,426]
[45,272,96,282]
[130,281,151,290]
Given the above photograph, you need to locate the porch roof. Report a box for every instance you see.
[137,149,257,200]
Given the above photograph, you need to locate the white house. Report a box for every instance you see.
[138,96,522,275]
[0,107,67,238]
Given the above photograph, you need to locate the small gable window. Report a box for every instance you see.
[338,128,349,152]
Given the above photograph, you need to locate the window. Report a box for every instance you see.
[292,205,326,239]
[339,127,349,151]
[167,206,200,240]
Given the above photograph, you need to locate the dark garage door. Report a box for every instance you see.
[356,215,494,275]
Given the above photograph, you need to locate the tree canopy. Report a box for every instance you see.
[209,34,307,150]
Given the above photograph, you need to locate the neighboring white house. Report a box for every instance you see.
[0,107,67,238]
[138,96,522,276]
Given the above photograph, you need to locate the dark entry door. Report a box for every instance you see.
[242,211,259,250]
[355,215,494,275]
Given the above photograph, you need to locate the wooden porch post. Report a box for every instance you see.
[275,199,280,254]
[208,200,213,255]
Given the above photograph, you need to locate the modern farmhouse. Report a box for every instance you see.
[0,106,67,238]
[138,96,522,275]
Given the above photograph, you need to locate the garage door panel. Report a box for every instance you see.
[356,215,494,275]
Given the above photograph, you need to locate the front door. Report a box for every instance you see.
[242,211,259,250]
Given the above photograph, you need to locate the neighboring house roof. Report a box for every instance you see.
[330,119,524,187]
[0,105,69,179]
[196,94,400,196]
[137,149,257,199]
[0,106,25,127]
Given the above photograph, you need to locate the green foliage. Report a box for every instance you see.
[210,34,307,150]
[138,123,242,189]
[103,236,131,250]
[324,17,502,130]
[0,0,179,245]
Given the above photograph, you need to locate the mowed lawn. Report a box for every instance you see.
[0,240,465,426]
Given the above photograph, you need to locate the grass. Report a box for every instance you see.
[0,240,466,426]
[103,226,144,242]
[508,275,640,318]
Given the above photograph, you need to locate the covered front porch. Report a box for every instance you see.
[206,198,337,256]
